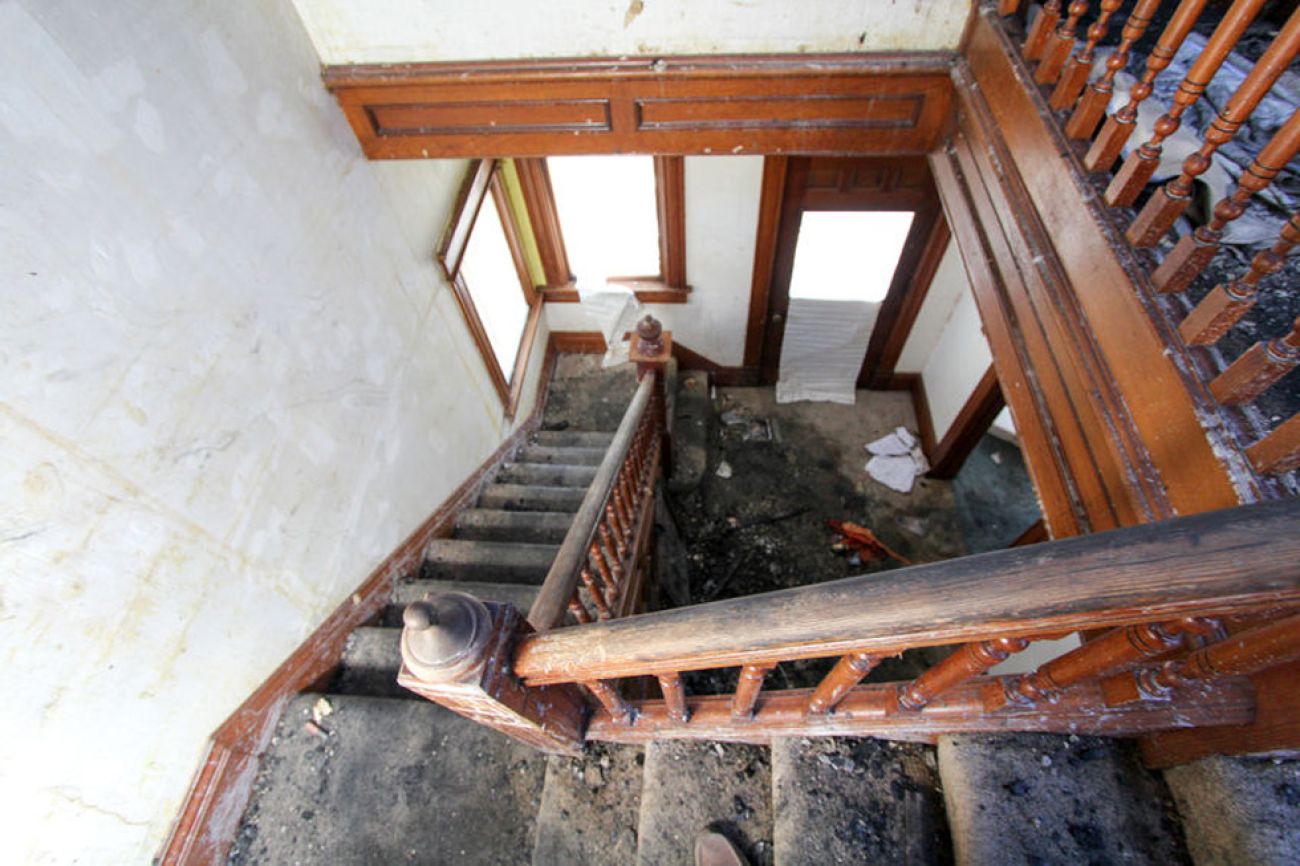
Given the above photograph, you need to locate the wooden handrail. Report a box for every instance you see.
[514,498,1300,684]
[528,370,657,630]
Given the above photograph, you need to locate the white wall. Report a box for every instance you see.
[897,240,967,374]
[546,155,764,366]
[0,2,544,862]
[922,280,994,443]
[292,0,973,65]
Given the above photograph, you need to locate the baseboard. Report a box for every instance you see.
[884,372,937,461]
[157,337,559,865]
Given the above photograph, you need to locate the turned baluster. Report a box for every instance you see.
[1104,613,1300,704]
[579,565,612,619]
[598,522,625,585]
[806,651,885,715]
[1051,0,1122,110]
[1209,317,1300,405]
[568,594,594,624]
[731,664,774,719]
[1106,0,1265,207]
[895,637,1030,712]
[1156,114,1300,294]
[589,541,618,597]
[1025,0,1064,60]
[1178,214,1300,344]
[1085,0,1207,172]
[1066,0,1162,140]
[613,486,633,542]
[987,617,1218,710]
[1129,8,1300,246]
[658,673,690,723]
[1038,0,1090,85]
[586,679,635,724]
[605,502,628,558]
[1246,414,1300,476]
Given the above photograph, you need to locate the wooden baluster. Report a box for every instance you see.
[586,679,635,724]
[598,522,625,586]
[1066,0,1162,140]
[1129,7,1300,246]
[1106,0,1265,206]
[1038,0,1090,84]
[613,485,633,542]
[658,673,690,723]
[1104,614,1300,705]
[589,541,618,597]
[1051,0,1122,110]
[1247,414,1300,476]
[1025,0,1064,60]
[806,651,884,715]
[605,502,628,559]
[568,593,594,625]
[579,565,612,619]
[1179,214,1300,344]
[731,664,774,719]
[896,637,1030,712]
[1085,0,1207,173]
[1209,317,1300,405]
[987,618,1217,710]
[1156,114,1300,294]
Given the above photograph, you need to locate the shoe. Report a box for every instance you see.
[694,831,749,866]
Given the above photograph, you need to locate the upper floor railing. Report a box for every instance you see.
[997,0,1300,478]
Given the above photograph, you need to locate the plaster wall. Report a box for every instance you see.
[921,279,994,443]
[896,240,966,374]
[0,2,542,861]
[291,0,973,65]
[546,155,764,366]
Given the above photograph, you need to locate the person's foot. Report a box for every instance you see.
[695,830,749,866]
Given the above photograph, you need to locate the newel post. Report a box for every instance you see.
[629,315,673,474]
[397,592,587,756]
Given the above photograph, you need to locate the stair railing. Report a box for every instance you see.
[398,497,1298,753]
[994,1,1300,479]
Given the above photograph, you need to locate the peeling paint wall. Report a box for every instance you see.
[292,0,972,65]
[0,2,544,861]
[545,155,763,366]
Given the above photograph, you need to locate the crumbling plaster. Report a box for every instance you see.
[0,1,543,861]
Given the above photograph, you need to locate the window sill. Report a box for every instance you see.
[541,278,691,304]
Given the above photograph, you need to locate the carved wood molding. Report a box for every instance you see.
[323,54,955,158]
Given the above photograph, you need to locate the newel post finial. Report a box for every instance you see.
[629,314,671,380]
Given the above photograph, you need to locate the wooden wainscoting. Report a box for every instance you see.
[322,54,953,159]
[157,339,560,865]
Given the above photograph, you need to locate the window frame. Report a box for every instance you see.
[516,155,689,303]
[437,158,543,419]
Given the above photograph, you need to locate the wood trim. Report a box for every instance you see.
[541,278,690,305]
[324,54,954,159]
[759,157,807,384]
[875,372,936,460]
[514,158,571,287]
[1010,518,1049,547]
[513,498,1300,685]
[928,365,1005,479]
[866,219,951,388]
[744,156,789,368]
[671,342,760,387]
[550,330,609,354]
[654,156,687,289]
[158,338,560,866]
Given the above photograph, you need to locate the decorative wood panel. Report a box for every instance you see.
[324,55,954,158]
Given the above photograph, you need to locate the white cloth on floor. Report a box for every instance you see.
[864,427,929,493]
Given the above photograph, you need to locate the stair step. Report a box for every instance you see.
[386,580,540,625]
[636,740,773,866]
[532,743,645,866]
[1164,755,1300,866]
[497,461,599,487]
[454,509,575,544]
[335,627,404,698]
[423,539,559,584]
[517,444,608,466]
[534,429,616,448]
[478,483,588,512]
[771,737,949,866]
[937,733,1189,866]
[227,693,546,866]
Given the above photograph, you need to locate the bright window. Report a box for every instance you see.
[547,155,662,283]
[460,193,529,378]
[788,211,915,303]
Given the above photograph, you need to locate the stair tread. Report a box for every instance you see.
[1165,755,1300,866]
[335,626,404,698]
[454,509,575,543]
[534,429,617,447]
[532,743,645,866]
[771,736,949,866]
[497,461,599,487]
[517,444,608,466]
[478,483,589,512]
[227,693,546,866]
[637,740,773,866]
[423,539,559,585]
[392,579,540,615]
[937,733,1189,866]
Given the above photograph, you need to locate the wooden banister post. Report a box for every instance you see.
[629,314,673,475]
[1037,0,1089,85]
[1050,0,1120,110]
[1024,0,1063,60]
[397,592,587,755]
